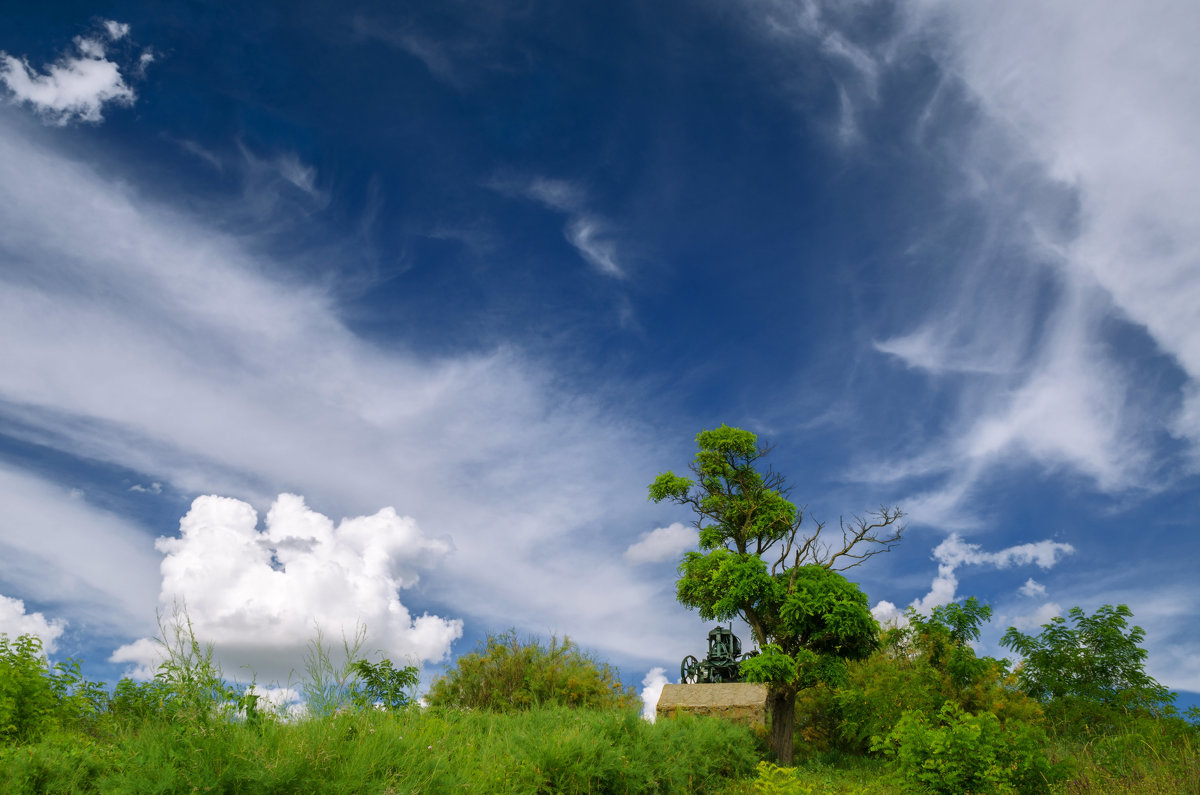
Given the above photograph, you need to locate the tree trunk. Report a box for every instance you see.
[767,687,797,765]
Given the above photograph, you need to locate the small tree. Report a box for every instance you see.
[427,630,638,712]
[349,658,420,710]
[1001,604,1174,730]
[649,425,903,763]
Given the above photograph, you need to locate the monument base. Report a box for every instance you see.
[656,683,769,729]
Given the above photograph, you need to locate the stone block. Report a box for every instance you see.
[656,683,768,729]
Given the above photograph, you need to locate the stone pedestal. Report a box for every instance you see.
[655,683,769,729]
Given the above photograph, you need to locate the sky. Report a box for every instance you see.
[2,0,1199,712]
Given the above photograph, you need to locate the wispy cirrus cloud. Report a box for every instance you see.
[751,1,1200,529]
[0,120,689,676]
[0,20,146,125]
[488,175,627,278]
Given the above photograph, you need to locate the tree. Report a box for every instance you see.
[427,630,638,712]
[649,425,903,763]
[1001,604,1174,729]
[349,658,419,711]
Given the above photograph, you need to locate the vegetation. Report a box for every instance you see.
[0,622,756,793]
[2,594,1198,792]
[649,424,903,763]
[2,440,1197,793]
[427,629,639,712]
[1001,604,1176,732]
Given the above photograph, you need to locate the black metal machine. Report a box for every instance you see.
[680,625,752,684]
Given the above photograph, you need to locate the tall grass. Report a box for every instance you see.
[0,704,761,793]
[4,612,1198,794]
[0,619,761,793]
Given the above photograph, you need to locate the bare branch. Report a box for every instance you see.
[820,507,905,571]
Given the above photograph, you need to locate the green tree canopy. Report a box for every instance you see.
[427,631,637,713]
[650,425,903,763]
[1001,604,1174,728]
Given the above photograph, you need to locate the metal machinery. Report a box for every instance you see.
[680,625,753,684]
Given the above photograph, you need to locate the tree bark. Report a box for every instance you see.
[767,687,797,765]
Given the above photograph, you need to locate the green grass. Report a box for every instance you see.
[4,625,1199,794]
[0,706,762,793]
[4,701,1199,794]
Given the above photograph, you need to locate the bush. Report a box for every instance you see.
[1001,604,1175,734]
[348,657,419,710]
[0,634,60,743]
[800,599,1042,755]
[427,630,638,712]
[0,634,107,744]
[874,702,1062,794]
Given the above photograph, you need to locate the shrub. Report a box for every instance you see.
[874,702,1062,794]
[804,599,1042,755]
[1001,604,1175,734]
[349,657,419,710]
[107,677,170,724]
[0,634,107,743]
[0,634,60,743]
[427,630,638,712]
[752,761,816,794]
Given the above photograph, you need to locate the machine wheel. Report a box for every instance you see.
[680,655,701,684]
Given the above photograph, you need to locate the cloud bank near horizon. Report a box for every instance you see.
[111,494,462,681]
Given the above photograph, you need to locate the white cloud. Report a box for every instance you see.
[129,481,163,494]
[0,594,65,652]
[933,533,1074,571]
[246,684,306,720]
[623,522,693,564]
[565,217,623,278]
[1018,578,1046,598]
[868,1,1200,518]
[1007,601,1062,632]
[274,153,320,197]
[111,494,462,682]
[875,533,1074,619]
[639,666,668,722]
[0,20,138,125]
[108,637,160,681]
[0,464,160,638]
[103,21,131,41]
[489,174,627,278]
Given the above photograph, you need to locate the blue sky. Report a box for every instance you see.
[2,1,1199,709]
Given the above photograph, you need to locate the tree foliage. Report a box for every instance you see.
[874,701,1062,795]
[349,658,419,711]
[650,425,903,763]
[1001,604,1174,729]
[427,631,637,712]
[821,598,1043,755]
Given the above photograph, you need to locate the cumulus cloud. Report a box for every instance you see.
[0,20,140,125]
[1007,601,1062,632]
[111,494,462,681]
[0,594,65,651]
[623,523,694,565]
[874,533,1074,621]
[1019,578,1046,598]
[639,666,669,722]
[933,533,1074,571]
[246,684,306,720]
